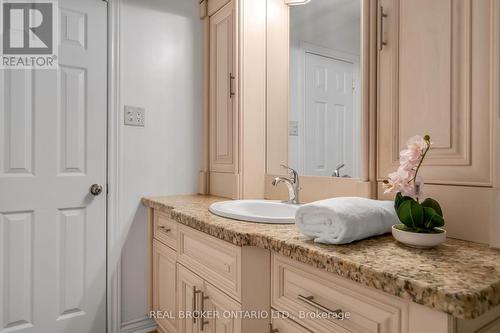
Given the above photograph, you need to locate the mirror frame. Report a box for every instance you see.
[265,0,378,202]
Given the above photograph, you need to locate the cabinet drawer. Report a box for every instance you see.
[271,254,408,333]
[178,225,241,301]
[154,211,178,249]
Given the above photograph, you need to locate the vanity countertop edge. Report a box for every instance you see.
[142,194,500,320]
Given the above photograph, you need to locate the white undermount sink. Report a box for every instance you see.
[209,200,300,224]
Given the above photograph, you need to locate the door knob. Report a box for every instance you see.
[89,184,103,196]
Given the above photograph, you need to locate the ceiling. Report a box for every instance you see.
[290,0,361,55]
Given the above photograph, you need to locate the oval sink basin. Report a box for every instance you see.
[209,200,299,224]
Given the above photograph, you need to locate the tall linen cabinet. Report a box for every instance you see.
[198,0,267,199]
[377,0,500,246]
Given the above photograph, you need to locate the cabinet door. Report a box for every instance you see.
[209,1,239,181]
[204,283,241,333]
[377,0,493,186]
[177,264,204,333]
[153,241,177,333]
[376,0,497,243]
[271,317,312,333]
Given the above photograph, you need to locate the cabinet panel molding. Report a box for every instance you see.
[378,0,493,186]
[271,254,409,333]
[178,225,242,301]
[177,264,204,333]
[209,1,238,174]
[152,241,177,333]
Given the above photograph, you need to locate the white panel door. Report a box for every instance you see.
[302,52,356,177]
[0,0,107,332]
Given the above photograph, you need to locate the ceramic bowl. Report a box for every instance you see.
[392,224,446,248]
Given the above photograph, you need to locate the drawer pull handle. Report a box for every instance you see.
[230,73,236,98]
[192,286,202,324]
[158,225,171,233]
[378,6,388,51]
[200,291,209,331]
[297,294,343,318]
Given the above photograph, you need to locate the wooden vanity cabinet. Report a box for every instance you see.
[149,206,500,333]
[149,209,269,333]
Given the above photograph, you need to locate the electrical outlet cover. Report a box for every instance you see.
[124,105,145,127]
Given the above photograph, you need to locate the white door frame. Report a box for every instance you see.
[297,41,360,175]
[107,2,157,332]
[107,0,124,332]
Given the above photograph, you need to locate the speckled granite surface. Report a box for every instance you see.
[142,195,500,320]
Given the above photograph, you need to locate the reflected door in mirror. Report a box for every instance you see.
[288,0,361,179]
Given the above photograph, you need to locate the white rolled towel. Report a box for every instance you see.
[295,197,399,245]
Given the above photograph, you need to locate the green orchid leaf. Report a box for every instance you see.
[422,198,443,217]
[397,200,424,229]
[394,192,403,210]
[423,207,445,228]
[395,193,415,211]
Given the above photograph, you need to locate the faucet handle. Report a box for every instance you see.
[280,164,299,183]
[332,163,345,177]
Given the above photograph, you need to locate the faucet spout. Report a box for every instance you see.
[272,165,300,204]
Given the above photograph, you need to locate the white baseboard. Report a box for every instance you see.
[120,317,157,333]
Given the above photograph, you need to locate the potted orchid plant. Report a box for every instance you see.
[383,135,446,248]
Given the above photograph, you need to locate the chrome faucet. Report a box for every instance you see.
[332,163,345,177]
[272,164,300,204]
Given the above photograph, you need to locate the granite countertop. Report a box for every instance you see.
[142,195,500,320]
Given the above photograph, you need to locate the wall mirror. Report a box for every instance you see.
[266,0,374,201]
[288,0,362,179]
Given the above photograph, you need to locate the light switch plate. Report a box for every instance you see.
[124,105,145,127]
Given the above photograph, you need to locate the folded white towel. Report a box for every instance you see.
[295,197,399,245]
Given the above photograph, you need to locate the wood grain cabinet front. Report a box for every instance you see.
[376,0,500,244]
[208,0,240,198]
[154,210,178,250]
[271,254,407,333]
[152,240,178,333]
[200,0,268,200]
[177,264,205,333]
[203,283,242,333]
[149,207,269,333]
[177,224,241,301]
